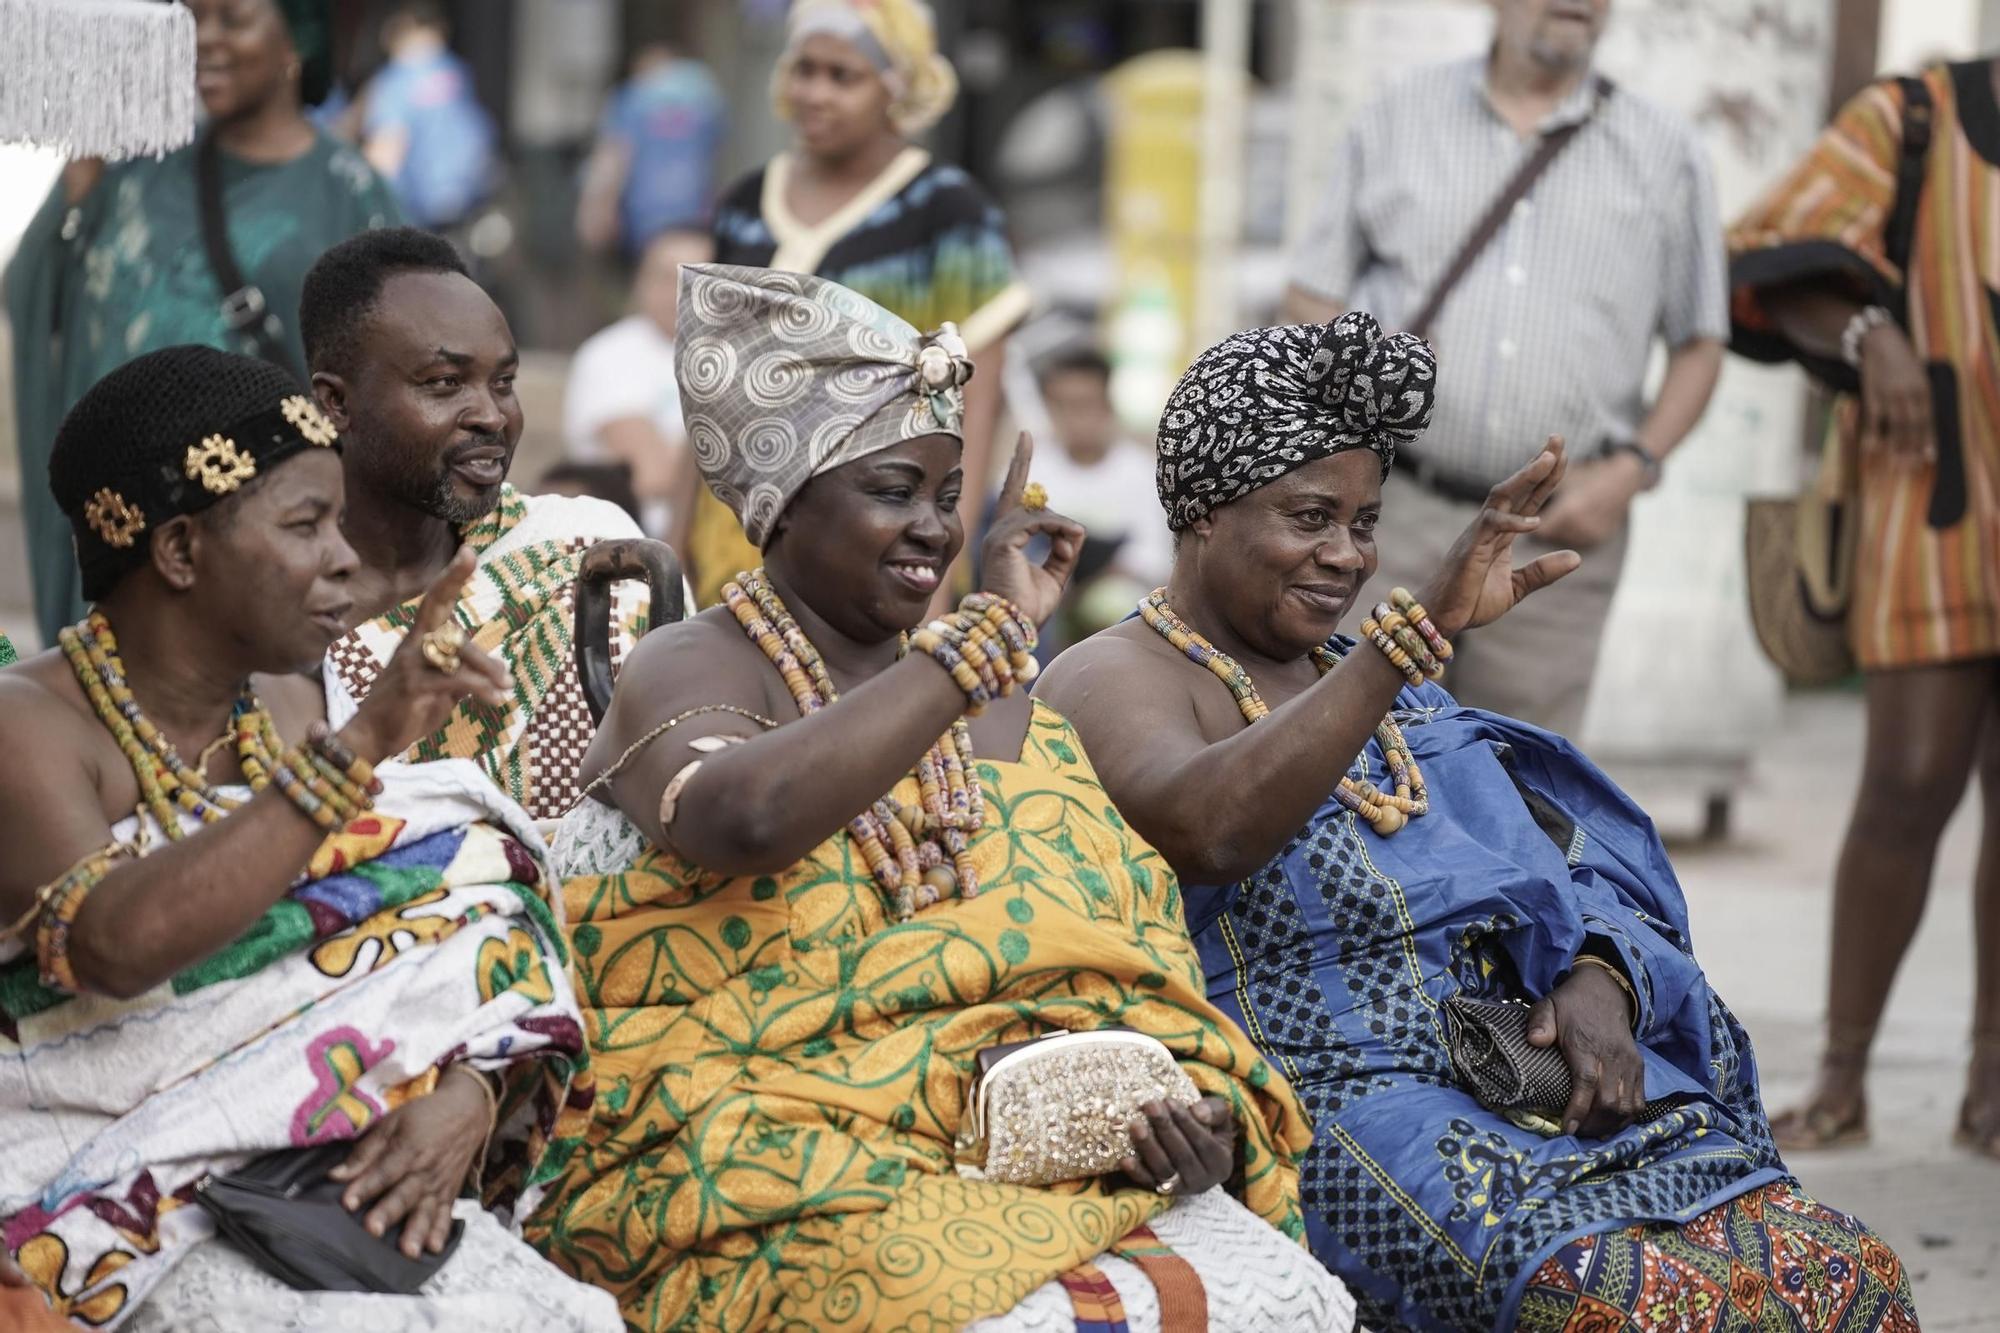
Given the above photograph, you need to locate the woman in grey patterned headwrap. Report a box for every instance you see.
[534,266,1357,1332]
[1042,318,1919,1333]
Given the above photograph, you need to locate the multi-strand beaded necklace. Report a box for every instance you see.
[723,569,984,921]
[57,611,373,840]
[1137,590,1428,836]
[58,611,280,837]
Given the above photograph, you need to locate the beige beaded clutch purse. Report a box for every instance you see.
[953,1028,1201,1187]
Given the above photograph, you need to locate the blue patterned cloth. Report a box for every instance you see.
[1187,663,1787,1333]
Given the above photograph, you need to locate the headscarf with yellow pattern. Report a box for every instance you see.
[773,0,959,135]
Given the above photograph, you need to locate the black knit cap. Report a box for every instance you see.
[49,345,341,600]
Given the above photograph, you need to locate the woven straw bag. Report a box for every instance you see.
[1744,427,1858,687]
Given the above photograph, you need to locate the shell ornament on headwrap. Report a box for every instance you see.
[1154,311,1437,531]
[673,263,975,548]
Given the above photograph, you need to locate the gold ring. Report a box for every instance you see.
[1022,481,1048,513]
[419,622,466,675]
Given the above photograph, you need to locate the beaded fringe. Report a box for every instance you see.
[0,0,198,160]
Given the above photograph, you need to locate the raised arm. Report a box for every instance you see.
[591,435,1085,874]
[1043,441,1578,887]
[0,552,508,1000]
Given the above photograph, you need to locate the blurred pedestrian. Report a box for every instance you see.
[563,229,713,542]
[1729,54,2000,1160]
[360,1,497,231]
[1282,0,1725,735]
[1029,348,1174,649]
[576,41,728,258]
[537,461,643,530]
[5,0,399,648]
[675,0,1031,607]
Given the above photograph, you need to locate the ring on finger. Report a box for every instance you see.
[1022,481,1048,513]
[419,622,467,676]
[1154,1171,1181,1196]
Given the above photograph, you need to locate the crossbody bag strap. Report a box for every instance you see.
[1884,74,1933,323]
[195,129,304,381]
[1405,74,1614,339]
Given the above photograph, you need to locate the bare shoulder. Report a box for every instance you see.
[0,649,95,748]
[613,606,772,702]
[1036,620,1198,730]
[0,652,118,898]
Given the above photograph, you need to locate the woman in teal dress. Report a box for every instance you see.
[6,0,399,646]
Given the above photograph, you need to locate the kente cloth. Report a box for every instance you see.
[674,262,974,550]
[690,149,1030,607]
[1729,62,2000,670]
[1515,1181,1918,1333]
[777,0,958,135]
[4,130,398,647]
[1177,653,1913,1333]
[1154,311,1436,532]
[327,484,645,821]
[528,703,1318,1332]
[0,747,600,1330]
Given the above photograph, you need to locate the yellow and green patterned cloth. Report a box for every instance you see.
[328,484,643,820]
[529,703,1312,1331]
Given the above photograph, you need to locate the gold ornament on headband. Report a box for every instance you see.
[84,489,146,549]
[185,434,257,496]
[281,395,339,447]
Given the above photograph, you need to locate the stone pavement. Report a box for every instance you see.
[1638,692,1999,1330]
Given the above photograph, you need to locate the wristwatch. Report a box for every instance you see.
[1601,438,1662,491]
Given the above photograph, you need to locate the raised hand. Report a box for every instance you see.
[330,1065,491,1258]
[338,547,512,764]
[1418,436,1581,638]
[978,432,1087,627]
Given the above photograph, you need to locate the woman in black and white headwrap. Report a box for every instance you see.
[1041,316,1919,1333]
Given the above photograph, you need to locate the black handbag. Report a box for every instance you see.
[1443,994,1674,1125]
[192,1142,464,1295]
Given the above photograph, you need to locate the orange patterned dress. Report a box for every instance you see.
[1729,61,2000,670]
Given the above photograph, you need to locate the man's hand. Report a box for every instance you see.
[1527,962,1645,1138]
[1535,452,1649,551]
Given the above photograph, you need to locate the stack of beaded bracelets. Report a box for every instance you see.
[908,593,1040,713]
[1360,588,1453,688]
[247,722,383,831]
[28,846,130,993]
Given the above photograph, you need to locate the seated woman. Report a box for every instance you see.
[0,347,618,1331]
[1037,316,1922,1333]
[528,264,1350,1331]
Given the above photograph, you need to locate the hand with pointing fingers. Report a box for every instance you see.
[337,546,513,765]
[978,432,1087,628]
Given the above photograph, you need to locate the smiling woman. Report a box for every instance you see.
[524,266,1353,1332]
[5,0,401,649]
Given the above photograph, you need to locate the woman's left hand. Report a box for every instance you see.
[1527,963,1646,1138]
[330,1065,491,1258]
[1119,1095,1237,1197]
[979,432,1086,627]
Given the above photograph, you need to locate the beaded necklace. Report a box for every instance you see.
[58,610,283,840]
[722,569,984,921]
[1137,589,1428,836]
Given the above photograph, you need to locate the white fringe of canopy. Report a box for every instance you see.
[0,0,198,160]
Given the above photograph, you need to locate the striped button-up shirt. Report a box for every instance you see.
[1290,56,1727,488]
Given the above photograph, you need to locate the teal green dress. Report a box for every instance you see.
[5,133,399,644]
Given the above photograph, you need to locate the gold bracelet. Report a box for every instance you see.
[1570,953,1639,1026]
[450,1064,502,1189]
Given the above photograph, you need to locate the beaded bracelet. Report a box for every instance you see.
[1389,589,1453,664]
[911,593,1040,711]
[34,848,125,993]
[1360,616,1427,688]
[271,742,372,830]
[307,723,381,797]
[1372,604,1444,681]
